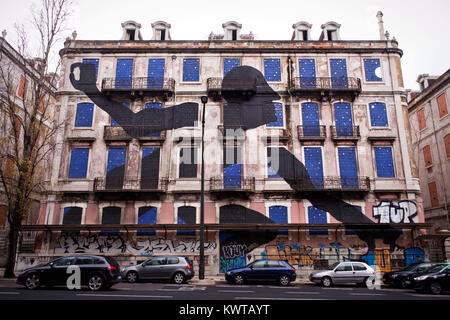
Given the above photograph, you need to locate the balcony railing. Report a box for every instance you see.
[101,77,175,99]
[210,177,256,192]
[288,176,370,191]
[289,77,361,100]
[297,125,327,140]
[93,177,169,192]
[330,126,360,140]
[104,125,166,141]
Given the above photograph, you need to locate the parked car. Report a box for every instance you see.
[121,256,194,284]
[16,255,121,291]
[382,262,439,288]
[309,261,375,287]
[410,263,450,295]
[225,260,296,286]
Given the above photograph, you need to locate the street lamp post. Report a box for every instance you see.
[199,95,208,280]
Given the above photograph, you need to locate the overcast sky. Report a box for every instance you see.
[1,0,449,90]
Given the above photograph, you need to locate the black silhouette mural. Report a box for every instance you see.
[71,62,402,272]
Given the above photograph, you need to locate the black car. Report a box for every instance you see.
[225,260,296,286]
[382,262,438,288]
[17,255,122,291]
[410,263,450,295]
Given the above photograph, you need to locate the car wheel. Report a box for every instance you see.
[88,274,105,291]
[279,274,291,286]
[173,272,186,285]
[233,273,245,285]
[126,271,138,283]
[25,273,41,290]
[429,281,442,295]
[400,279,409,289]
[321,276,332,287]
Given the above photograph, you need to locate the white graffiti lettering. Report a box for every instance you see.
[372,200,418,224]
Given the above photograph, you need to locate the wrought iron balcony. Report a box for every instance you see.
[297,125,327,141]
[207,77,257,101]
[289,77,361,100]
[104,125,166,141]
[101,77,175,99]
[210,176,255,192]
[330,125,360,141]
[93,177,169,192]
[218,125,247,138]
[288,176,370,192]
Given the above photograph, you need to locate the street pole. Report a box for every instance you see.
[199,96,208,280]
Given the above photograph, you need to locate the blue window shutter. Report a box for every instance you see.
[101,207,121,235]
[68,148,89,179]
[267,102,284,127]
[141,147,160,189]
[364,59,382,82]
[334,102,353,136]
[308,207,328,235]
[147,58,165,88]
[299,59,316,88]
[82,59,99,80]
[301,102,320,136]
[177,206,196,235]
[144,103,163,136]
[111,102,129,126]
[374,147,395,178]
[115,59,133,88]
[369,102,388,127]
[338,147,359,188]
[267,147,281,178]
[107,148,126,174]
[304,147,324,188]
[138,206,157,236]
[269,206,288,235]
[62,207,83,225]
[224,58,240,76]
[264,59,281,82]
[330,59,348,88]
[223,146,242,188]
[74,103,94,127]
[183,59,200,82]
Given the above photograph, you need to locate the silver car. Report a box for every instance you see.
[309,261,375,287]
[121,256,194,284]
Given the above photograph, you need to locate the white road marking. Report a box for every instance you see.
[218,290,255,293]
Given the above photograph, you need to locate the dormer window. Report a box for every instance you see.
[327,30,336,40]
[126,29,135,40]
[121,21,143,40]
[320,21,341,41]
[222,21,242,41]
[151,21,172,41]
[291,21,312,41]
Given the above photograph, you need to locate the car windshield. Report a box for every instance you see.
[424,264,448,273]
[327,262,340,270]
[403,263,420,271]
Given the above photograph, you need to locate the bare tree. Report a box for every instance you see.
[0,0,73,278]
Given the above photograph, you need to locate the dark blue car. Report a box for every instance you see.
[225,260,296,286]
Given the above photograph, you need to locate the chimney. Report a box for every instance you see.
[377,11,386,40]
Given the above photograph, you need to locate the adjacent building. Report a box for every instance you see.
[16,13,434,275]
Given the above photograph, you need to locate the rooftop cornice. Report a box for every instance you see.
[408,68,450,110]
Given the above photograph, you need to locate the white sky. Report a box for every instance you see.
[1,0,449,90]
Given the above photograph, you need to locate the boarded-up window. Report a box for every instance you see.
[445,134,450,158]
[423,145,432,167]
[417,109,426,130]
[0,205,7,227]
[428,182,439,207]
[437,93,448,118]
[4,155,16,182]
[17,75,28,99]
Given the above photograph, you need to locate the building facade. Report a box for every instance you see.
[407,69,450,261]
[17,15,432,275]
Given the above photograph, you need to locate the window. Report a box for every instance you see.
[167,257,179,265]
[301,102,320,136]
[353,263,367,271]
[179,147,198,178]
[336,263,353,272]
[54,257,75,266]
[157,29,166,40]
[267,260,282,268]
[267,147,281,178]
[330,59,348,88]
[105,148,126,189]
[252,261,266,269]
[369,102,388,127]
[308,207,327,235]
[299,59,316,88]
[17,75,28,99]
[177,206,196,235]
[374,147,395,178]
[428,182,439,207]
[147,59,165,88]
[264,59,281,82]
[138,206,157,236]
[74,103,94,127]
[423,145,432,167]
[445,134,450,158]
[111,103,129,126]
[327,30,336,40]
[183,59,200,82]
[437,93,448,118]
[141,147,160,189]
[115,59,134,88]
[364,59,383,82]
[126,29,135,40]
[334,102,353,136]
[223,58,240,77]
[338,147,359,188]
[302,30,308,41]
[147,257,167,265]
[417,109,426,130]
[269,206,288,235]
[223,146,242,188]
[144,103,163,137]
[267,103,284,127]
[304,147,324,188]
[76,257,94,265]
[62,207,82,225]
[68,148,89,179]
[82,59,99,81]
[101,206,121,235]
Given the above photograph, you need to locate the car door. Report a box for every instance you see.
[75,256,95,284]
[51,256,76,285]
[265,260,283,281]
[352,263,370,282]
[333,262,354,283]
[162,257,180,278]
[141,257,167,279]
[245,261,267,281]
